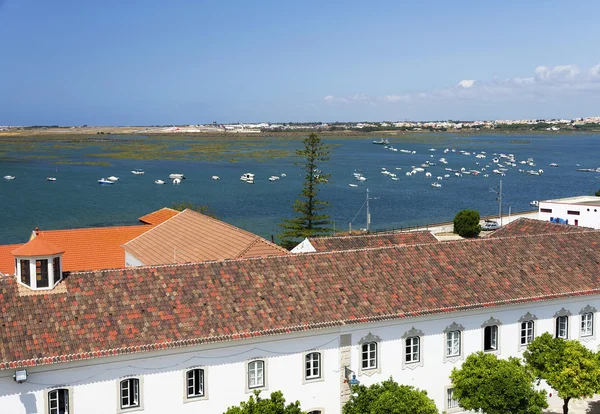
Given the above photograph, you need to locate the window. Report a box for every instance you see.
[567,210,580,215]
[581,313,594,337]
[48,388,69,414]
[186,369,204,398]
[361,342,377,369]
[540,208,552,213]
[446,331,460,357]
[248,360,265,389]
[405,337,420,363]
[484,325,498,351]
[446,388,459,410]
[20,259,30,286]
[53,257,61,282]
[307,411,322,414]
[36,259,49,288]
[520,320,534,345]
[120,378,140,409]
[556,316,568,339]
[305,352,321,380]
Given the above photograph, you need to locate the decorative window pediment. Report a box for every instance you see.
[443,322,464,333]
[402,327,424,339]
[554,308,572,318]
[580,305,597,314]
[358,332,381,345]
[519,312,538,322]
[481,317,501,328]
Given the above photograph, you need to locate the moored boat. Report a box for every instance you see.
[169,173,185,179]
[155,180,165,185]
[98,178,114,185]
[46,177,57,181]
[131,169,144,175]
[3,175,15,180]
[107,176,119,181]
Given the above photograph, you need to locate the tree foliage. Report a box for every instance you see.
[450,351,548,414]
[453,209,481,237]
[523,332,600,414]
[343,377,438,414]
[279,133,332,247]
[224,390,303,414]
[171,201,218,218]
[595,189,600,197]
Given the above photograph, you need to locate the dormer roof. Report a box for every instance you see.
[11,236,65,257]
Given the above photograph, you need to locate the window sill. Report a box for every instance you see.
[117,406,144,414]
[303,376,324,385]
[444,355,463,364]
[183,395,208,403]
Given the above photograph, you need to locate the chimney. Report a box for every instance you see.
[35,227,39,236]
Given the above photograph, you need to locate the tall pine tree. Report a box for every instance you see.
[279,133,332,248]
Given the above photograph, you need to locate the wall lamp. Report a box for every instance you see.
[344,366,360,386]
[13,369,27,383]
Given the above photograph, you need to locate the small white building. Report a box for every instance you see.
[538,195,600,228]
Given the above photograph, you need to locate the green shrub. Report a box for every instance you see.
[453,210,481,237]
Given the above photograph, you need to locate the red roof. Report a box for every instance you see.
[0,230,599,370]
[11,237,65,257]
[490,218,594,238]
[307,231,438,252]
[138,208,179,225]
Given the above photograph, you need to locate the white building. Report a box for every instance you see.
[538,195,600,229]
[0,228,599,414]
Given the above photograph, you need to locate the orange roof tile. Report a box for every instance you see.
[123,209,288,265]
[0,225,153,274]
[0,244,22,276]
[11,237,65,257]
[138,208,179,225]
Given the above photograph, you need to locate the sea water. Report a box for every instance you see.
[1,133,598,244]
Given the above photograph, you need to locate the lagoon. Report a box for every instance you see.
[1,133,599,244]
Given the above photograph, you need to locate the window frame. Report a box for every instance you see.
[444,386,461,413]
[36,259,50,288]
[117,377,143,413]
[579,305,596,341]
[246,359,267,392]
[357,332,381,376]
[481,317,502,354]
[45,387,73,414]
[404,336,420,364]
[183,367,207,402]
[304,351,322,382]
[554,308,572,340]
[520,320,534,345]
[402,327,424,369]
[361,342,377,369]
[443,323,464,363]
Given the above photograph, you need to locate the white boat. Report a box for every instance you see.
[173,178,181,185]
[429,148,436,152]
[246,178,254,184]
[530,200,539,207]
[240,173,255,181]
[131,169,145,175]
[391,177,399,181]
[107,176,119,182]
[431,182,441,188]
[155,180,165,185]
[269,176,280,181]
[98,178,114,185]
[3,175,15,180]
[425,172,432,177]
[373,138,389,145]
[169,173,185,179]
[211,176,220,180]
[280,173,286,177]
[357,176,367,182]
[549,163,559,167]
[349,183,358,187]
[46,177,57,181]
[444,174,450,178]
[437,176,443,180]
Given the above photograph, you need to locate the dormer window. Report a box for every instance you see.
[11,232,64,291]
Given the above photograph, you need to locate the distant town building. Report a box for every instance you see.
[537,196,600,229]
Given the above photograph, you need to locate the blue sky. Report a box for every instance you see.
[1,0,599,125]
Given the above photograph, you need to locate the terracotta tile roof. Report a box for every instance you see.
[489,218,595,238]
[138,207,179,225]
[123,209,288,265]
[0,244,21,276]
[307,231,438,252]
[0,226,152,274]
[1,230,600,370]
[11,237,65,257]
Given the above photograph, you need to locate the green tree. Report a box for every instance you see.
[343,377,438,414]
[171,201,218,218]
[595,189,600,197]
[450,352,548,414]
[523,332,600,414]
[453,209,481,237]
[224,390,303,414]
[279,133,332,248]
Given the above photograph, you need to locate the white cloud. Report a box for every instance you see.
[323,95,349,104]
[383,94,411,103]
[457,80,476,88]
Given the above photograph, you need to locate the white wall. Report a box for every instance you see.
[0,295,598,414]
[538,200,600,229]
[125,251,145,267]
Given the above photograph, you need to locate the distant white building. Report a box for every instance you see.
[538,196,600,229]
